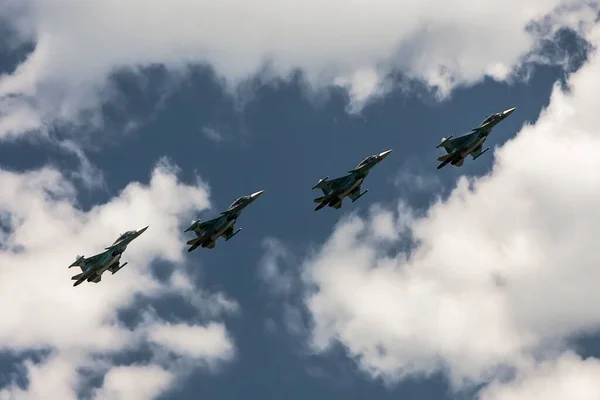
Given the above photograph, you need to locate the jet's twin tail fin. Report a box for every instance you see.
[69,255,85,268]
[312,176,329,190]
[185,219,201,233]
[436,135,453,150]
[437,136,455,153]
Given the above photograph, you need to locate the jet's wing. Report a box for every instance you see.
[442,131,477,151]
[71,251,105,272]
[347,185,362,201]
[187,216,220,235]
[313,175,350,195]
[470,144,483,159]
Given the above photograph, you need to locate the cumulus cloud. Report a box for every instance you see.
[0,159,236,399]
[295,17,600,398]
[202,126,224,143]
[480,352,600,400]
[258,238,297,296]
[0,0,598,138]
[91,365,173,400]
[148,322,234,361]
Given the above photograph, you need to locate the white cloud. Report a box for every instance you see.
[57,139,106,189]
[0,0,597,138]
[202,126,224,142]
[299,19,600,396]
[148,322,235,361]
[91,365,174,400]
[480,352,600,400]
[0,354,80,400]
[0,159,236,399]
[258,238,296,296]
[393,158,442,195]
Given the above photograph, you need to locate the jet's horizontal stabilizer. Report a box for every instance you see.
[187,244,200,253]
[314,202,327,211]
[437,153,452,162]
[73,277,86,287]
[71,273,84,280]
[437,160,450,170]
[186,237,201,246]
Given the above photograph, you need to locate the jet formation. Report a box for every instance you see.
[69,108,515,286]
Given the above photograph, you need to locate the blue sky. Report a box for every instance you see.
[1,2,600,400]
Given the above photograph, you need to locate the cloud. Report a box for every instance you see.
[0,158,236,398]
[57,139,106,189]
[0,0,597,138]
[393,158,442,195]
[480,352,600,400]
[202,126,224,143]
[147,322,234,361]
[258,238,297,296]
[298,18,600,397]
[91,365,173,400]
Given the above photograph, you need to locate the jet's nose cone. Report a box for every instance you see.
[503,107,516,117]
[250,190,264,199]
[378,149,392,159]
[138,226,149,235]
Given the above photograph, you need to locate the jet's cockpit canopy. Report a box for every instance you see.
[481,114,499,126]
[355,155,377,170]
[114,231,133,244]
[228,196,249,209]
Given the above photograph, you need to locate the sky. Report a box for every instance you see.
[0,1,600,399]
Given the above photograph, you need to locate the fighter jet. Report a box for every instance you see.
[184,190,264,252]
[436,107,516,169]
[312,150,392,211]
[69,226,149,287]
